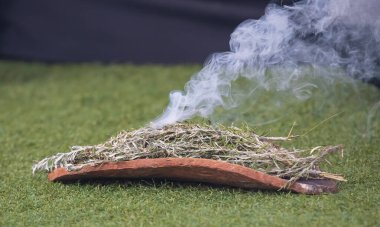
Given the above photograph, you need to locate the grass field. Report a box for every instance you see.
[0,60,379,226]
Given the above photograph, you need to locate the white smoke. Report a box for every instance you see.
[152,0,380,128]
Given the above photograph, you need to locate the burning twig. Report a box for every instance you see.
[33,123,345,184]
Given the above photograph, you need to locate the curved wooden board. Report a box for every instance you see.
[48,158,338,195]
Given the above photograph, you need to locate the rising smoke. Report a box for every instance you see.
[152,0,380,128]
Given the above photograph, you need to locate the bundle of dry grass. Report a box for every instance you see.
[32,123,345,183]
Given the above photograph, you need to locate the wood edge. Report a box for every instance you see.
[48,158,339,194]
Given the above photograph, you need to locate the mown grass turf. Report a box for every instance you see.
[0,60,379,226]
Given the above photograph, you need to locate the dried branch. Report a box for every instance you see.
[32,123,345,183]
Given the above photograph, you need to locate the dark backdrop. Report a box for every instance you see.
[0,0,270,64]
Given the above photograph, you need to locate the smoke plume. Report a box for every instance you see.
[152,0,380,128]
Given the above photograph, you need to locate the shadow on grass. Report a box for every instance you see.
[56,177,292,195]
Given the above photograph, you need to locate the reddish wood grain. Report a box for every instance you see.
[48,158,338,194]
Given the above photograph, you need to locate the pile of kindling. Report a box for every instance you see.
[32,123,345,183]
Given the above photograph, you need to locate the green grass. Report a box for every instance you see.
[0,60,379,226]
